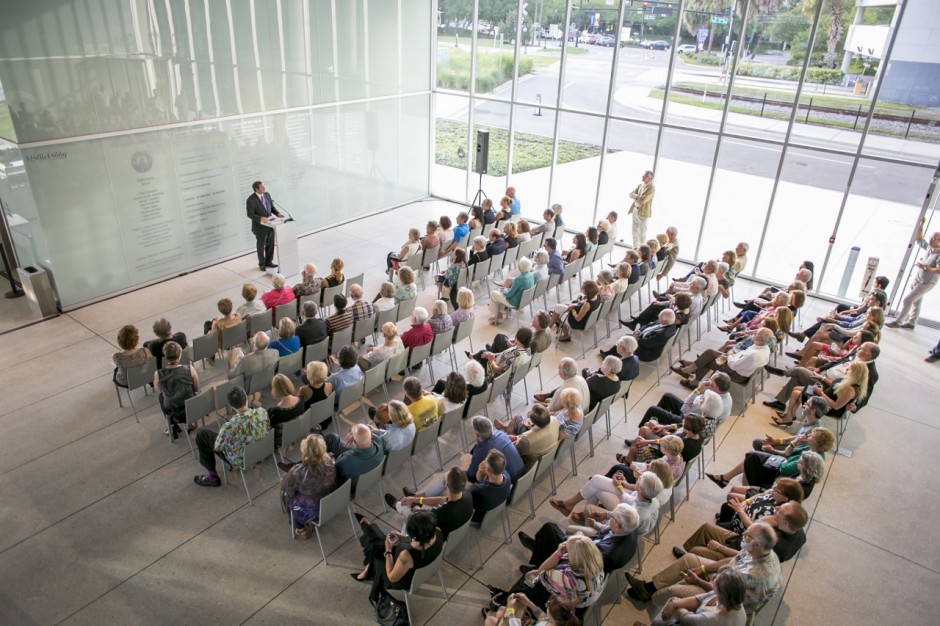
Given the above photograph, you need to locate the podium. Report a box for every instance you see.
[262,218,299,276]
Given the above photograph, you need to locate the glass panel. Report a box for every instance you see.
[473,100,512,199]
[334,0,366,101]
[560,4,614,115]
[432,93,471,201]
[653,128,718,254]
[511,107,556,216]
[915,209,940,325]
[473,0,518,101]
[549,112,605,230]
[755,147,853,286]
[401,0,432,93]
[698,138,782,265]
[367,0,400,97]
[818,159,934,299]
[0,139,47,270]
[436,0,474,95]
[597,119,657,246]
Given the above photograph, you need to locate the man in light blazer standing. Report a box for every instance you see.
[246,180,283,271]
[628,170,656,248]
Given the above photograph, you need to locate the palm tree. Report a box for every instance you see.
[801,0,848,68]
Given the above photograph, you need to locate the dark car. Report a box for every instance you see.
[646,40,670,51]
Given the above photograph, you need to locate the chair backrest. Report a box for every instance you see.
[508,462,537,506]
[192,331,219,362]
[184,389,215,427]
[214,375,244,412]
[275,302,297,326]
[381,348,405,379]
[329,326,354,355]
[248,311,272,337]
[452,319,474,347]
[354,460,383,496]
[476,501,508,531]
[467,225,483,243]
[437,404,465,438]
[552,224,565,241]
[362,360,388,395]
[353,313,377,343]
[405,253,423,272]
[320,282,345,307]
[247,362,277,395]
[515,285,536,311]
[452,266,470,291]
[517,237,539,259]
[421,245,441,267]
[308,396,334,428]
[533,441,560,483]
[412,422,439,457]
[397,296,417,323]
[407,342,432,369]
[299,293,320,315]
[375,305,400,331]
[126,359,157,391]
[575,405,599,442]
[561,258,581,284]
[532,276,548,300]
[488,251,505,274]
[303,337,329,365]
[596,393,615,423]
[316,478,352,527]
[545,273,561,293]
[337,379,366,413]
[409,547,445,593]
[242,430,276,470]
[617,379,633,401]
[471,257,491,282]
[503,245,519,267]
[345,273,364,295]
[465,389,489,419]
[221,320,249,350]
[277,351,303,380]
[383,444,412,476]
[280,412,311,450]
[488,368,512,402]
[430,330,452,357]
[443,517,473,558]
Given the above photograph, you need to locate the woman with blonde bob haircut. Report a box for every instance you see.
[359,322,404,371]
[299,361,334,428]
[371,400,416,452]
[531,534,606,609]
[280,433,337,539]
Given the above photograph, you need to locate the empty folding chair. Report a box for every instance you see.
[305,479,358,565]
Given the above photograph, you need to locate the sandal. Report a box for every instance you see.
[549,498,572,516]
[615,453,630,464]
[705,473,729,489]
[770,417,794,428]
[295,527,310,540]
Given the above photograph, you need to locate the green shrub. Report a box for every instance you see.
[436,49,536,92]
[736,63,843,85]
[683,52,723,66]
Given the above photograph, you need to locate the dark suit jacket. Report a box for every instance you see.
[296,318,328,347]
[596,529,638,574]
[855,361,878,410]
[246,191,282,235]
[635,323,678,362]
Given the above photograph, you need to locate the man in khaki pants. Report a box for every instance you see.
[628,170,656,248]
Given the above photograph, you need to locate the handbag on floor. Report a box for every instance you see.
[372,590,409,626]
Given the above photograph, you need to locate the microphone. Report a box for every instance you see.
[272,201,294,223]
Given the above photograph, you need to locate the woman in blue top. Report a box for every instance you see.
[269,317,301,356]
[488,256,536,324]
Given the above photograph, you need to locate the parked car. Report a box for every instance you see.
[676,44,697,54]
[596,35,615,47]
[644,40,670,50]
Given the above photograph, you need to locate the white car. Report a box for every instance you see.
[676,44,697,54]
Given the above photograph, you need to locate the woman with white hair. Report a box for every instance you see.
[428,300,455,334]
[584,355,623,411]
[261,273,295,309]
[386,227,421,277]
[550,470,663,521]
[468,235,490,266]
[489,256,535,324]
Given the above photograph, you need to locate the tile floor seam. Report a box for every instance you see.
[806,518,940,576]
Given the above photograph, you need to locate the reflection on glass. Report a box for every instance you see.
[549,112,605,230]
[698,138,781,263]
[561,3,614,115]
[432,94,471,201]
[474,101,512,199]
[654,129,717,255]
[756,147,852,287]
[597,119,657,232]
[512,108,557,215]
[818,159,933,298]
[472,0,519,101]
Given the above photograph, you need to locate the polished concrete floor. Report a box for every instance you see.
[0,199,937,625]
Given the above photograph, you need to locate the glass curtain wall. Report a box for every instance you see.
[431,0,940,324]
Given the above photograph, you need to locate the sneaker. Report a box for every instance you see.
[899,322,915,329]
[193,474,221,487]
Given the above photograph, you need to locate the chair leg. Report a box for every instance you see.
[128,392,140,424]
[569,444,578,476]
[403,594,413,626]
[240,470,253,505]
[114,384,124,407]
[434,440,444,472]
[528,490,536,519]
[438,571,448,600]
[314,525,329,564]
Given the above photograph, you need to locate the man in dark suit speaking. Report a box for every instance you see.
[246,181,283,271]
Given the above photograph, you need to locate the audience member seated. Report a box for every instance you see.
[531,208,557,235]
[353,509,443,606]
[432,360,488,419]
[638,382,725,430]
[321,258,345,289]
[719,291,791,334]
[324,423,384,493]
[261,273,295,310]
[451,287,476,325]
[622,285,699,330]
[394,266,418,302]
[482,198,498,224]
[420,220,440,255]
[468,235,490,268]
[542,238,565,279]
[373,281,398,311]
[154,341,199,439]
[564,233,587,264]
[625,521,781,613]
[517,219,532,242]
[438,248,468,310]
[672,327,773,390]
[548,280,601,343]
[208,299,242,345]
[296,301,328,348]
[228,331,279,382]
[112,324,153,387]
[654,226,680,280]
[371,376,439,431]
[292,263,321,299]
[502,221,519,248]
[469,327,532,381]
[266,373,305,453]
[193,385,270,487]
[386,466,473,539]
[144,318,188,369]
[735,448,824,500]
[358,322,404,372]
[236,283,267,318]
[463,416,525,484]
[298,362,333,424]
[347,284,373,323]
[554,388,585,442]
[448,213,470,254]
[595,336,641,382]
[432,371,468,414]
[269,317,300,356]
[327,345,364,408]
[438,215,456,256]
[488,311,552,357]
[789,288,886,342]
[485,595,580,626]
[494,195,512,222]
[369,399,416,453]
[494,404,560,470]
[489,257,535,324]
[428,299,454,334]
[647,566,748,626]
[325,294,354,337]
[633,308,679,362]
[706,426,835,490]
[712,477,804,535]
[769,359,870,426]
[534,358,590,414]
[550,471,663,537]
[280,433,337,539]
[584,356,623,411]
[621,416,704,468]
[401,307,433,353]
[788,327,874,369]
[595,458,673,512]
[802,307,883,349]
[485,227,507,258]
[734,266,812,310]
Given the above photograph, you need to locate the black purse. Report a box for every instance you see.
[372,590,409,626]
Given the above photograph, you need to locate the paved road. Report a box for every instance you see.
[463,47,931,205]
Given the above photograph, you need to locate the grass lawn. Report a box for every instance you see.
[435,118,616,176]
